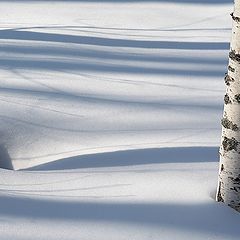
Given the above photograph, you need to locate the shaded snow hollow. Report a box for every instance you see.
[0,0,240,240]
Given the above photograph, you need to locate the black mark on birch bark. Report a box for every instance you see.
[228,65,235,72]
[235,94,240,103]
[217,183,224,202]
[224,94,232,104]
[222,136,239,151]
[233,177,240,184]
[229,203,240,212]
[231,12,240,22]
[230,186,239,192]
[229,50,240,63]
[221,117,239,131]
[221,164,224,172]
[225,74,235,86]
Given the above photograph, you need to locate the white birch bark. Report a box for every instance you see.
[216,0,240,212]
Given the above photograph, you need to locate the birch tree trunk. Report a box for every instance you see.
[216,0,240,212]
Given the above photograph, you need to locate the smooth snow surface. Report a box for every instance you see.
[0,1,239,239]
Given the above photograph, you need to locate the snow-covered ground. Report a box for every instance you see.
[0,1,239,239]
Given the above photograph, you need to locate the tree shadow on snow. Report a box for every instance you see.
[26,146,219,171]
[0,195,239,238]
[0,30,229,50]
[1,0,232,4]
[0,29,229,77]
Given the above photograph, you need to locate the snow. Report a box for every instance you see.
[0,0,239,239]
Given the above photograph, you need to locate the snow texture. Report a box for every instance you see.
[0,0,239,239]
